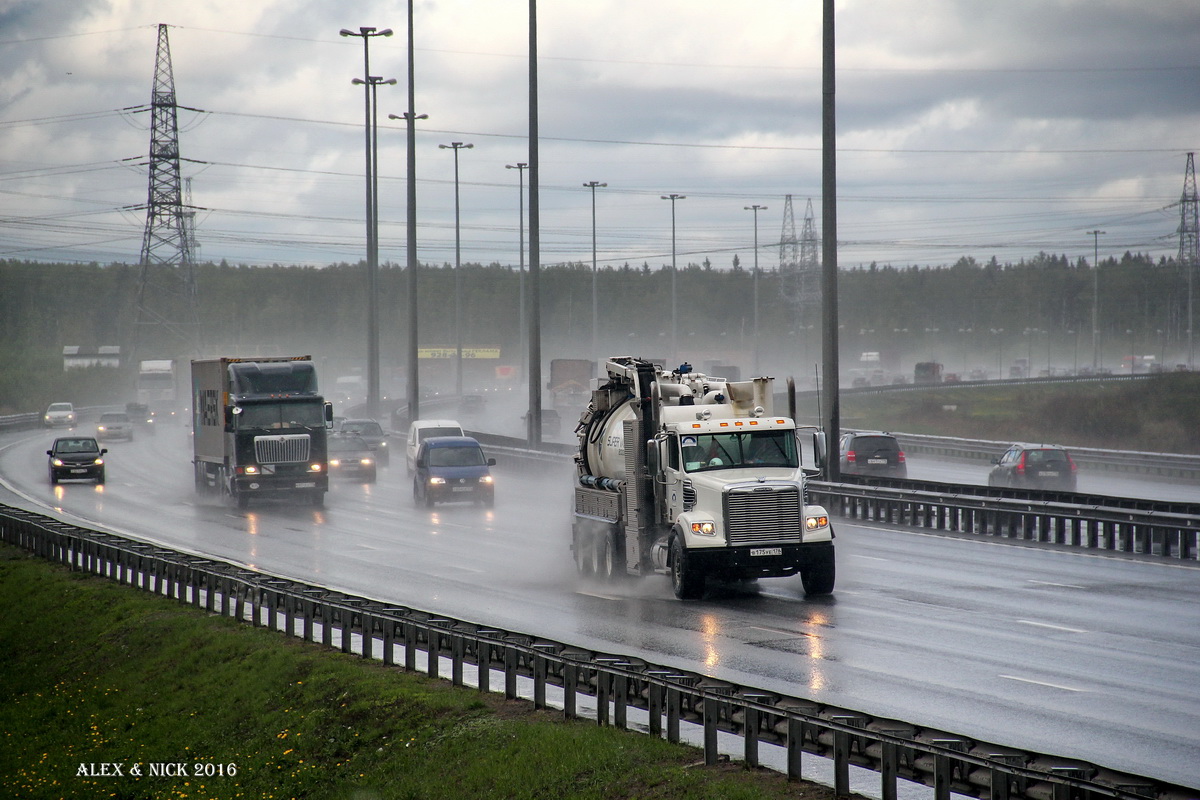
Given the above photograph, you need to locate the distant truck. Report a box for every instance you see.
[191,356,333,508]
[547,358,595,408]
[914,361,943,384]
[136,359,183,421]
[571,357,835,599]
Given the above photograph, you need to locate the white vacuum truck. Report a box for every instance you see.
[572,357,835,599]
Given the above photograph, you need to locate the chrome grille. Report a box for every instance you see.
[682,480,696,511]
[724,485,803,546]
[254,434,310,464]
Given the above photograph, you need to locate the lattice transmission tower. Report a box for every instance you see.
[778,195,821,333]
[1179,152,1198,368]
[133,23,198,359]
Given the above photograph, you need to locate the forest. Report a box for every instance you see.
[1,251,1194,413]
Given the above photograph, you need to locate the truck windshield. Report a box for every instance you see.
[680,430,797,472]
[237,402,325,430]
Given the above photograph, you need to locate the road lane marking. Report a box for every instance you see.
[1026,579,1086,589]
[999,674,1088,692]
[1017,619,1088,634]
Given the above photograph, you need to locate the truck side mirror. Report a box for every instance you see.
[324,402,334,424]
[796,428,826,477]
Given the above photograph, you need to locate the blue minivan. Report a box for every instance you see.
[412,436,496,507]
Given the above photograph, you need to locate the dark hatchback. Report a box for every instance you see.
[47,436,107,484]
[339,418,389,465]
[327,434,377,483]
[988,444,1078,491]
[838,432,907,478]
[412,436,495,507]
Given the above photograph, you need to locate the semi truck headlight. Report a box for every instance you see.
[243,465,259,475]
[806,515,829,530]
[309,463,323,473]
[691,521,716,536]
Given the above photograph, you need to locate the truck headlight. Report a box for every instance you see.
[243,465,259,475]
[691,521,717,536]
[309,463,323,473]
[806,515,829,530]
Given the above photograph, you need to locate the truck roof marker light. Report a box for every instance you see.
[719,422,729,428]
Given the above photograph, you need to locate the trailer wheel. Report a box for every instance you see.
[573,527,594,576]
[669,536,704,600]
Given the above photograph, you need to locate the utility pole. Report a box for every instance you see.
[744,204,767,375]
[341,26,393,419]
[439,142,473,397]
[584,181,606,359]
[1179,152,1198,369]
[661,193,685,363]
[507,163,528,380]
[1087,229,1106,369]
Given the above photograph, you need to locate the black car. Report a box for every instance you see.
[327,434,377,483]
[988,443,1078,491]
[838,432,907,478]
[339,418,389,465]
[47,436,107,484]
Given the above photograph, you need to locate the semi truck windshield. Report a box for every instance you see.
[237,402,325,430]
[680,430,797,472]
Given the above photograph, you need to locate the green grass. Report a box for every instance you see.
[841,372,1200,453]
[0,545,839,800]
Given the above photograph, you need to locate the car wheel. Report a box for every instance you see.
[96,471,105,485]
[49,472,58,485]
[669,535,704,600]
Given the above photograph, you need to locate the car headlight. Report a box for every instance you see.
[806,515,829,530]
[52,458,64,467]
[329,459,341,467]
[361,458,373,465]
[428,476,446,485]
[379,441,387,449]
[691,521,717,536]
[93,458,104,466]
[479,475,494,485]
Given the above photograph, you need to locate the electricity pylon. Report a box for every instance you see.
[1179,152,1199,368]
[133,23,199,359]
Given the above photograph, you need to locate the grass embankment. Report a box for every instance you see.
[841,372,1200,454]
[0,545,837,800]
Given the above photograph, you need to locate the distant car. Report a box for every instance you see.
[412,436,495,508]
[96,411,134,442]
[988,444,1078,491]
[406,419,465,474]
[458,394,486,415]
[124,402,156,434]
[339,419,389,465]
[838,432,907,478]
[43,402,76,429]
[47,436,107,484]
[327,434,377,483]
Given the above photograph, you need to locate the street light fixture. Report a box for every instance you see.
[340,26,393,419]
[584,181,606,358]
[439,142,473,397]
[508,163,528,379]
[744,204,767,374]
[1087,229,1105,369]
[661,194,685,361]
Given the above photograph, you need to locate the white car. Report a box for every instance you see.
[43,402,76,429]
[96,411,135,442]
[406,419,464,474]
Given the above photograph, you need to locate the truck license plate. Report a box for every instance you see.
[750,547,783,557]
[295,481,316,488]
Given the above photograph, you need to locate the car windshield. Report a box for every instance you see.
[343,421,383,436]
[329,436,370,453]
[100,414,128,423]
[48,403,72,412]
[418,426,461,442]
[55,439,99,454]
[428,445,486,468]
[681,430,797,472]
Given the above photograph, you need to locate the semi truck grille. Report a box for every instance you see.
[255,434,310,463]
[724,485,803,546]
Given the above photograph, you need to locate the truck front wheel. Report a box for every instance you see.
[669,536,704,600]
[800,555,836,596]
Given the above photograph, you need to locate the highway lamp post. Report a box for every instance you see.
[507,164,528,380]
[661,194,685,362]
[1088,229,1105,370]
[990,328,1004,379]
[341,26,393,419]
[584,181,606,359]
[387,103,430,422]
[439,142,473,397]
[745,204,767,375]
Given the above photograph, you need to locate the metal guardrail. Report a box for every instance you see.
[1,502,1193,800]
[808,483,1199,561]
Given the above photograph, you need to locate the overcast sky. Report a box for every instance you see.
[2,0,1199,272]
